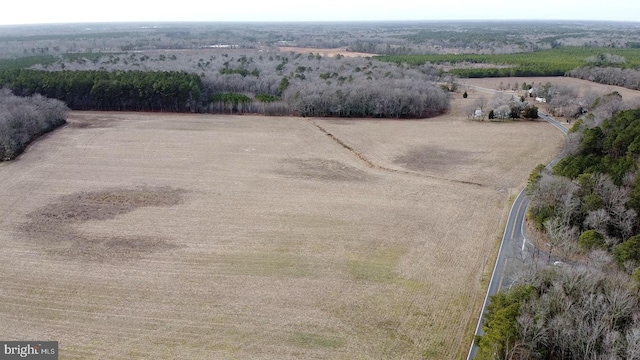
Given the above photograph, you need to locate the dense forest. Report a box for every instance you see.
[0,89,68,160]
[0,50,451,118]
[476,96,640,359]
[0,69,202,112]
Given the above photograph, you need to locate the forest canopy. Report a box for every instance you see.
[0,89,68,161]
[477,105,640,359]
[0,51,451,118]
[0,69,203,112]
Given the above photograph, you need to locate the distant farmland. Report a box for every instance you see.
[0,107,561,359]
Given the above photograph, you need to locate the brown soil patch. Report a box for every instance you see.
[21,187,185,261]
[66,113,119,128]
[0,109,561,359]
[394,145,476,172]
[29,187,184,222]
[278,158,373,182]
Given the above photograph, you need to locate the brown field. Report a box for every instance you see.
[0,102,563,358]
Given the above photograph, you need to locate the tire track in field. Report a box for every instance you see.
[305,118,486,188]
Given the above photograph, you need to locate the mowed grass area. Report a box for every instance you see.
[0,109,562,359]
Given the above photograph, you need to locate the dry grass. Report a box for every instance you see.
[0,105,563,359]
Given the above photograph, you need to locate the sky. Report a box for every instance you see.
[0,0,638,25]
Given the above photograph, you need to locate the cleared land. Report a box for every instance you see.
[463,76,640,105]
[0,104,562,359]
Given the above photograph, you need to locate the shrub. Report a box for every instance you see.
[256,94,280,102]
[476,285,534,360]
[525,164,546,195]
[531,204,554,230]
[578,230,607,251]
[522,105,539,119]
[613,234,640,266]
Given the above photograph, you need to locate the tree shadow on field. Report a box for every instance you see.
[21,187,186,261]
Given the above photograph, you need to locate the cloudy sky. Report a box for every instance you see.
[0,0,638,25]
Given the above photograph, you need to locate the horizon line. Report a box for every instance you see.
[2,18,640,27]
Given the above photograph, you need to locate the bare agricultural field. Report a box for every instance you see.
[0,108,561,359]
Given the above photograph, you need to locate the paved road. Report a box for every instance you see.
[466,112,568,359]
[539,112,570,136]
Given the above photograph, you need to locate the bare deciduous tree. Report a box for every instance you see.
[584,209,611,234]
[0,89,68,161]
[626,328,640,359]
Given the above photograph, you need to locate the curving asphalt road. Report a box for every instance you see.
[540,112,570,137]
[466,112,568,359]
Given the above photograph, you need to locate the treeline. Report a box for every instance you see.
[14,50,450,118]
[0,89,68,160]
[287,80,448,118]
[554,108,640,186]
[569,66,640,91]
[476,106,640,359]
[0,55,57,71]
[477,266,640,359]
[524,108,640,254]
[450,67,566,78]
[0,69,203,112]
[376,47,640,78]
